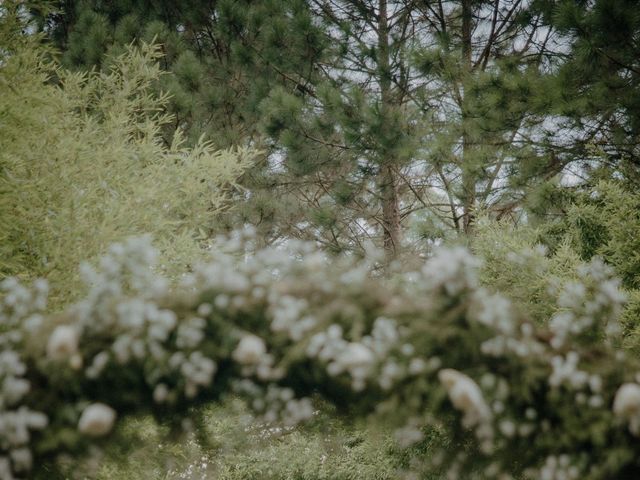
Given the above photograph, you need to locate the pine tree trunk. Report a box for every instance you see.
[461,0,475,234]
[377,0,401,259]
[379,163,401,256]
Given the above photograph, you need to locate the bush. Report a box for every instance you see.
[1,228,637,479]
[0,2,253,308]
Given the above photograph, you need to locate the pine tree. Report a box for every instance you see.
[41,0,578,257]
[260,0,564,256]
[549,0,640,183]
[39,0,324,145]
[38,0,335,250]
[516,0,640,227]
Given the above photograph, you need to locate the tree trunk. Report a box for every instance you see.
[377,0,401,259]
[460,0,476,234]
[379,163,401,256]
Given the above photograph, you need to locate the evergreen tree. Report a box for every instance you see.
[37,0,337,252]
[548,0,640,184]
[260,0,564,257]
[38,0,326,147]
[40,0,605,257]
[405,0,570,232]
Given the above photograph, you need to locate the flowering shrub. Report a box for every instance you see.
[1,227,639,479]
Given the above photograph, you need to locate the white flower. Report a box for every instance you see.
[613,383,640,418]
[438,368,492,428]
[78,403,117,437]
[232,335,267,365]
[422,247,481,295]
[342,342,375,367]
[10,447,32,472]
[612,383,640,436]
[46,325,79,361]
[408,358,427,375]
[153,383,170,404]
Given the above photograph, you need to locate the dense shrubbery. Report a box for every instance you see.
[1,228,639,479]
[0,6,252,308]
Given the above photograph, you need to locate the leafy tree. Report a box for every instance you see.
[0,3,253,307]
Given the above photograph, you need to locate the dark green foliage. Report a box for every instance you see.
[545,0,640,181]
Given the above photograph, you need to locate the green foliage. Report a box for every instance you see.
[0,14,253,307]
[529,180,640,291]
[565,183,640,290]
[67,401,396,480]
[527,181,640,348]
[4,1,640,479]
[551,0,640,173]
[472,219,583,324]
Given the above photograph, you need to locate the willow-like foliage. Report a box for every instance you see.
[0,3,254,308]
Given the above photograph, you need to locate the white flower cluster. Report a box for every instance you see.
[363,317,408,390]
[438,369,493,452]
[0,279,49,478]
[550,258,625,349]
[307,324,375,391]
[362,317,400,355]
[0,352,30,409]
[56,238,222,405]
[548,352,604,408]
[171,351,217,399]
[46,325,80,365]
[480,321,544,358]
[471,289,545,358]
[421,246,481,296]
[76,236,168,323]
[613,383,640,435]
[525,455,581,480]
[68,238,175,379]
[232,335,283,381]
[549,351,585,389]
[181,227,283,296]
[0,278,48,329]
[472,290,515,335]
[233,335,267,365]
[183,253,251,294]
[176,316,206,349]
[4,228,640,478]
[490,407,536,440]
[78,403,116,437]
[306,318,404,391]
[0,407,48,477]
[110,300,178,362]
[268,295,315,341]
